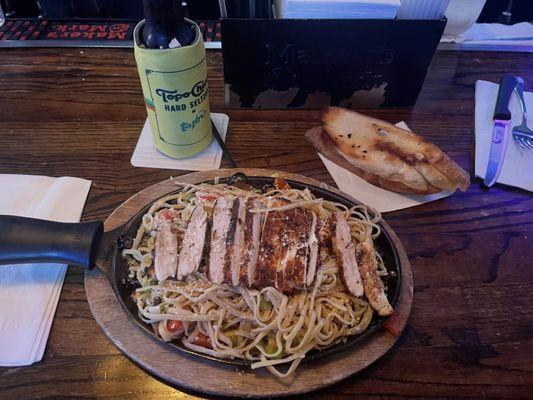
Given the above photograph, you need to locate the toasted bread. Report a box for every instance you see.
[306,107,469,195]
[305,127,430,194]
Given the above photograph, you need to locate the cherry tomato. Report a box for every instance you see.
[274,177,291,190]
[192,333,212,348]
[160,209,175,221]
[197,193,217,202]
[166,320,183,333]
[383,312,402,337]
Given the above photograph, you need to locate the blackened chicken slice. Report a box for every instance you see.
[277,207,314,293]
[153,208,180,282]
[356,239,393,316]
[253,198,288,289]
[225,197,247,286]
[208,196,235,284]
[317,216,333,266]
[331,213,364,297]
[177,205,208,280]
[240,197,262,287]
[305,212,319,287]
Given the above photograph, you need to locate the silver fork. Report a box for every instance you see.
[512,76,533,150]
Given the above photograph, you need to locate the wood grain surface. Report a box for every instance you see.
[85,169,413,398]
[0,48,532,399]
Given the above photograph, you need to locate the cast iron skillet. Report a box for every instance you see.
[0,173,401,367]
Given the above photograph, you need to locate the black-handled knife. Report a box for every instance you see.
[483,74,516,187]
[493,75,516,121]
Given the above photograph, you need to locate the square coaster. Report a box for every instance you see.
[131,113,229,171]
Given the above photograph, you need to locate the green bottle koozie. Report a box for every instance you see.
[134,19,212,159]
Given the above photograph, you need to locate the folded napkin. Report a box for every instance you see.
[442,22,533,46]
[0,175,91,366]
[475,80,533,191]
[396,0,450,20]
[279,0,400,19]
[318,122,453,213]
[131,113,229,171]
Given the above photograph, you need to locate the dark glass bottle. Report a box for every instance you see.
[142,0,195,49]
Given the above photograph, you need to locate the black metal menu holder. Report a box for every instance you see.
[221,18,446,108]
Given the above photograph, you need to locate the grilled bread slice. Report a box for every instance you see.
[307,107,470,195]
[305,126,427,194]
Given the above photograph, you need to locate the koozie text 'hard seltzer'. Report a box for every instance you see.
[134,19,212,159]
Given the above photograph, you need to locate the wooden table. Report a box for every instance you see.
[0,48,532,399]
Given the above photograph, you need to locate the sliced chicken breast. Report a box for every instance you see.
[356,239,393,316]
[225,197,246,286]
[253,198,288,289]
[177,205,208,280]
[305,212,319,287]
[317,217,333,266]
[154,208,180,282]
[331,213,364,297]
[277,207,315,292]
[240,197,262,287]
[208,196,235,284]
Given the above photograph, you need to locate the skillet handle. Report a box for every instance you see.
[0,215,103,269]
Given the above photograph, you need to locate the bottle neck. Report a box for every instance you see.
[143,0,177,33]
[142,0,194,48]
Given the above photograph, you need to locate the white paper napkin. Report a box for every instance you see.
[0,175,91,366]
[131,113,229,171]
[475,80,533,191]
[396,0,450,20]
[442,22,533,46]
[318,122,453,213]
[279,0,400,19]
